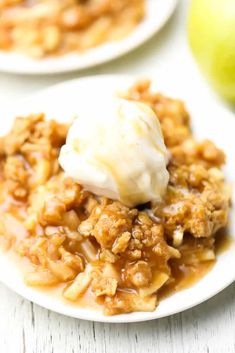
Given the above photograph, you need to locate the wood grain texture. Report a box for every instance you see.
[1,282,235,353]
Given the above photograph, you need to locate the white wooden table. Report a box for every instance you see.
[1,1,235,352]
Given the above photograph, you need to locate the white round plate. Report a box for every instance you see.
[0,0,177,75]
[0,75,234,323]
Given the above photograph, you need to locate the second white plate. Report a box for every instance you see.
[0,0,177,75]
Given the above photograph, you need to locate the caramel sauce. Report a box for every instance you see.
[159,232,233,300]
[0,209,233,312]
[1,248,104,311]
[159,259,214,300]
[215,229,233,255]
[43,284,102,312]
[2,232,232,312]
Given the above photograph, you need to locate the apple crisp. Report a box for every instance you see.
[0,0,144,58]
[0,81,230,315]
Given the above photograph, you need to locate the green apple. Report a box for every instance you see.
[188,0,235,102]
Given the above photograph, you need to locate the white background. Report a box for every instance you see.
[0,1,235,352]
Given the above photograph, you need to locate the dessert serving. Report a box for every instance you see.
[0,0,145,58]
[0,80,231,316]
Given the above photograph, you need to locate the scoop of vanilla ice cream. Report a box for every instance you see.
[59,98,169,207]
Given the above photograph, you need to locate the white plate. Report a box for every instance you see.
[0,0,177,75]
[0,75,235,323]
